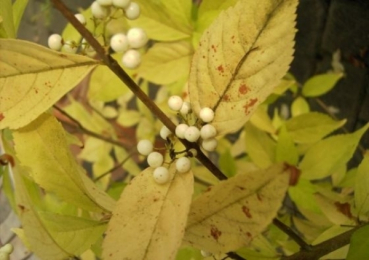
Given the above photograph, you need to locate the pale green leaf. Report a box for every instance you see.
[114,146,141,176]
[39,212,107,256]
[129,0,191,41]
[272,78,297,95]
[0,39,98,129]
[88,65,130,102]
[161,0,192,30]
[315,194,354,225]
[117,110,142,127]
[183,164,289,254]
[139,41,193,85]
[275,125,298,165]
[302,73,343,97]
[102,164,194,260]
[189,0,297,135]
[286,112,346,143]
[0,0,15,38]
[12,164,71,259]
[175,247,202,260]
[346,225,369,260]
[92,155,115,183]
[288,179,321,213]
[299,123,369,180]
[355,153,369,215]
[219,149,237,178]
[291,96,309,117]
[245,123,275,169]
[13,113,115,212]
[12,0,29,34]
[338,167,357,188]
[249,105,276,134]
[198,0,238,17]
[79,137,113,162]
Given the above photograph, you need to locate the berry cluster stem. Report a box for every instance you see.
[51,0,228,182]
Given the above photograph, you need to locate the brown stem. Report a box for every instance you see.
[273,219,311,251]
[51,0,228,182]
[53,105,126,148]
[281,223,369,260]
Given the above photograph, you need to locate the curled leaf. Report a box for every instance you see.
[0,39,98,129]
[102,164,194,260]
[183,163,289,254]
[189,0,297,135]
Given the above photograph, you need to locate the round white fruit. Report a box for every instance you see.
[199,107,215,123]
[180,102,191,115]
[124,1,140,20]
[184,126,200,142]
[127,28,148,48]
[200,124,217,140]
[74,13,86,25]
[122,49,141,69]
[62,41,77,53]
[48,34,63,51]
[153,167,170,184]
[175,157,191,173]
[147,152,163,168]
[91,1,110,19]
[201,138,217,151]
[137,139,153,156]
[110,33,129,53]
[160,125,171,140]
[97,0,112,6]
[168,95,183,111]
[112,0,131,8]
[175,124,189,139]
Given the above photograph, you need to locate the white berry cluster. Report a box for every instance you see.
[137,139,192,185]
[47,0,147,69]
[168,95,218,152]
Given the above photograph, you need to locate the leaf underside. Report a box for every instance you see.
[189,0,297,135]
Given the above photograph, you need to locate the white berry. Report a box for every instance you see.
[160,125,171,140]
[62,41,77,53]
[74,13,86,25]
[137,139,153,156]
[97,0,112,6]
[199,107,215,123]
[176,157,191,173]
[113,0,131,8]
[184,126,200,142]
[122,49,141,69]
[200,250,212,257]
[175,124,189,139]
[168,95,183,111]
[124,1,140,20]
[127,28,148,49]
[48,34,63,51]
[200,124,217,140]
[180,102,191,115]
[91,1,110,19]
[110,33,129,53]
[201,138,217,151]
[153,167,170,184]
[147,152,163,168]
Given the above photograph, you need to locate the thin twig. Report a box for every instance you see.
[281,223,369,260]
[272,219,312,251]
[93,151,136,182]
[53,105,126,148]
[51,0,228,183]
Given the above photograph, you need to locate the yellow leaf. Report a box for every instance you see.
[12,165,71,259]
[13,113,115,212]
[355,153,369,216]
[0,39,98,129]
[0,0,14,38]
[38,212,107,256]
[139,41,193,85]
[291,96,310,117]
[102,164,194,260]
[249,105,276,134]
[189,0,297,135]
[183,163,289,254]
[302,73,343,97]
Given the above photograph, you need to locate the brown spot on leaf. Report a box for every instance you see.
[18,204,25,212]
[284,163,301,186]
[237,186,245,190]
[211,44,217,53]
[0,154,15,167]
[0,113,4,121]
[217,65,224,73]
[243,98,258,114]
[238,84,250,95]
[222,94,230,101]
[334,202,353,219]
[242,206,252,218]
[257,193,263,201]
[246,232,252,238]
[210,225,222,241]
[205,186,212,192]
